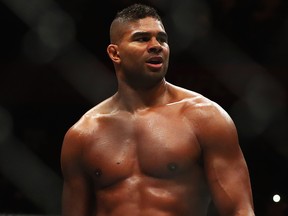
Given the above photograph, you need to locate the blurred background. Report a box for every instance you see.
[0,0,287,215]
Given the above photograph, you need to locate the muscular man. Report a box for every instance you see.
[61,3,255,216]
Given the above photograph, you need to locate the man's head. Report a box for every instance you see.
[107,3,169,89]
[110,4,163,44]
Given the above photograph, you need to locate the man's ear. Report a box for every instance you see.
[107,44,120,63]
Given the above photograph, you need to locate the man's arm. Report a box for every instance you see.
[200,104,255,216]
[61,126,93,216]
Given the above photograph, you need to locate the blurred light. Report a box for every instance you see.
[57,45,117,103]
[22,30,58,63]
[2,0,56,27]
[245,73,286,124]
[22,7,76,63]
[170,0,210,53]
[37,8,76,50]
[273,194,281,203]
[3,0,76,63]
[0,138,62,213]
[0,120,62,213]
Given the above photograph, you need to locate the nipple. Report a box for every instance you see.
[167,162,178,171]
[94,168,102,177]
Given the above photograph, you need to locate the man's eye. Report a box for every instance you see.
[136,37,149,42]
[158,37,168,43]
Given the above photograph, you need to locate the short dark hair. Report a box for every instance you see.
[114,3,162,23]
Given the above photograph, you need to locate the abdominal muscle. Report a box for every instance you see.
[93,173,211,216]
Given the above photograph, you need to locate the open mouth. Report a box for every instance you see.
[146,56,163,64]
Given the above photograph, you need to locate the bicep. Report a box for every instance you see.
[61,129,93,216]
[201,111,254,215]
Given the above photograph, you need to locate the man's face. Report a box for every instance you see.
[116,17,170,88]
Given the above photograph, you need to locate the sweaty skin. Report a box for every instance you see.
[61,12,254,216]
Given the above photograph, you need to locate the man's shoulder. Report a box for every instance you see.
[170,84,230,121]
[67,97,116,134]
[174,87,236,141]
[170,84,215,108]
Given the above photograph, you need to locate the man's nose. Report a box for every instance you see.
[148,39,162,53]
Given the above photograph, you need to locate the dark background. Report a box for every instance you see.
[0,0,288,215]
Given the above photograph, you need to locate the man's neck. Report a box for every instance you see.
[115,79,171,112]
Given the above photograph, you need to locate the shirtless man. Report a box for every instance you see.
[60,3,255,216]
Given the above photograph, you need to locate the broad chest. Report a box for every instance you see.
[82,109,202,186]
